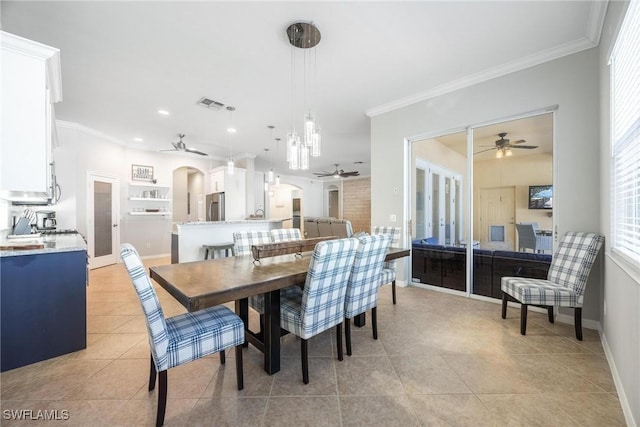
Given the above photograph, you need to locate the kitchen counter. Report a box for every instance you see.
[173,219,286,262]
[0,232,87,257]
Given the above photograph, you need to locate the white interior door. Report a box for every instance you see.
[87,174,119,269]
[479,187,515,250]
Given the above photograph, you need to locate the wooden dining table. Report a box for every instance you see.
[149,247,410,375]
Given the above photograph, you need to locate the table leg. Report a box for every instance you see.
[263,289,281,375]
[235,298,249,348]
[354,313,366,327]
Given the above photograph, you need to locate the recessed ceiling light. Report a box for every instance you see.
[227,127,237,133]
[133,137,144,142]
[157,109,170,116]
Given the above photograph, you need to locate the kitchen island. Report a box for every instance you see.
[173,219,287,263]
[0,233,87,371]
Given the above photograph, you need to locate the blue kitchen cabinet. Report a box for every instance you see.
[1,250,87,372]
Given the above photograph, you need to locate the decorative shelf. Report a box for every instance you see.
[129,197,171,202]
[129,182,170,189]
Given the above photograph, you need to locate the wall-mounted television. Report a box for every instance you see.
[528,185,552,209]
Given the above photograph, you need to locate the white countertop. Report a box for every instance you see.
[176,218,289,227]
[0,233,87,257]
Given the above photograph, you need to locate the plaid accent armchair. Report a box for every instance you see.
[120,244,244,427]
[344,234,392,356]
[501,232,603,340]
[372,226,402,304]
[280,238,359,384]
[270,228,302,243]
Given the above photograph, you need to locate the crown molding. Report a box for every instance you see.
[56,120,127,146]
[365,0,608,119]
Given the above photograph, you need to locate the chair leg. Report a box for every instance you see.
[501,292,508,319]
[575,307,583,341]
[372,307,378,340]
[235,345,244,390]
[547,306,554,323]
[148,354,157,391]
[345,317,352,356]
[336,323,344,361]
[520,304,528,335]
[156,370,167,427]
[392,280,397,304]
[301,338,309,384]
[219,349,226,365]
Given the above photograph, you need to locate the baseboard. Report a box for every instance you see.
[139,253,171,261]
[555,312,600,331]
[601,332,638,427]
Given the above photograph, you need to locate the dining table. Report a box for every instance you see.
[149,246,410,375]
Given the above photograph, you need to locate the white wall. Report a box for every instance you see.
[54,122,210,257]
[598,1,639,425]
[371,48,601,316]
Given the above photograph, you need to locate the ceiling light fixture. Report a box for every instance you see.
[267,126,275,183]
[226,106,235,175]
[133,137,144,142]
[286,20,322,170]
[157,109,170,116]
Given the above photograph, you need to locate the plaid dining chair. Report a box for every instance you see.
[280,238,359,384]
[344,234,392,356]
[372,226,402,304]
[270,228,302,243]
[120,244,244,427]
[501,232,603,340]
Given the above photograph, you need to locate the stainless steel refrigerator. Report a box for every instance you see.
[206,192,225,221]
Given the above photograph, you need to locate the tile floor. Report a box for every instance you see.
[0,256,627,426]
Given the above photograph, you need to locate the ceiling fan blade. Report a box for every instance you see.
[510,145,538,149]
[474,148,496,155]
[313,173,333,177]
[340,171,360,177]
[185,147,207,156]
[160,148,179,152]
[511,139,527,144]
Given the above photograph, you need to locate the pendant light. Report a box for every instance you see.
[226,106,235,174]
[267,126,275,183]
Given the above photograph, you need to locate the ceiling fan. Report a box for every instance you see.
[160,134,207,156]
[313,164,360,178]
[475,132,538,157]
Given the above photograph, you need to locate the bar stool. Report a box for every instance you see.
[203,242,235,260]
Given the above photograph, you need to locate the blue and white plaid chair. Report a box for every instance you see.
[233,230,272,256]
[280,238,359,384]
[344,234,392,356]
[232,230,300,317]
[120,244,244,427]
[270,228,302,243]
[501,232,603,340]
[372,226,402,304]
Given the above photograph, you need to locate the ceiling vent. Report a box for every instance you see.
[196,97,224,110]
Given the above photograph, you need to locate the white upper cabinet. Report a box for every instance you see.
[0,31,62,198]
[209,166,246,220]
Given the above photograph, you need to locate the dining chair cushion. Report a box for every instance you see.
[344,234,392,318]
[280,238,359,339]
[270,228,302,243]
[379,267,396,288]
[165,307,245,369]
[501,277,579,307]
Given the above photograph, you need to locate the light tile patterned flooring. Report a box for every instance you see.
[0,256,626,426]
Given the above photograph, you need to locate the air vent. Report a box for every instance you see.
[196,97,224,110]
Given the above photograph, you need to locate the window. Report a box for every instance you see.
[610,0,640,266]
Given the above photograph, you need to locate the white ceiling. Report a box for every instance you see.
[0,1,605,178]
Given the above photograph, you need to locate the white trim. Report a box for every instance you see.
[586,0,609,45]
[57,120,127,146]
[555,312,601,331]
[606,251,640,285]
[601,332,638,427]
[366,38,594,117]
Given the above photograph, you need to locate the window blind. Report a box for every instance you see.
[611,0,640,265]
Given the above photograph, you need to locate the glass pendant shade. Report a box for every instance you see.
[287,131,301,170]
[300,143,310,170]
[267,169,274,183]
[495,149,504,159]
[505,148,513,157]
[276,175,280,186]
[311,127,321,157]
[227,158,235,174]
[264,182,269,191]
[304,112,316,146]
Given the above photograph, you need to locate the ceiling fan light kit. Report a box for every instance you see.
[286,20,322,171]
[475,132,539,158]
[160,134,207,156]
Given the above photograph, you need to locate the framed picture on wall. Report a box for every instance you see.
[132,164,154,182]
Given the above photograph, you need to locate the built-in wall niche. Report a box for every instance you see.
[128,182,171,216]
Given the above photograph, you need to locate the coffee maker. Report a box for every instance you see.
[36,210,57,230]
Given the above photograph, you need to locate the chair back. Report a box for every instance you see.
[120,243,169,371]
[548,232,604,299]
[298,238,359,336]
[304,217,320,238]
[317,218,333,236]
[233,230,272,256]
[344,234,392,318]
[516,223,537,251]
[372,226,401,246]
[270,228,302,243]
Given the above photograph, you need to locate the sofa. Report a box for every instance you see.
[304,217,353,238]
[412,240,552,299]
